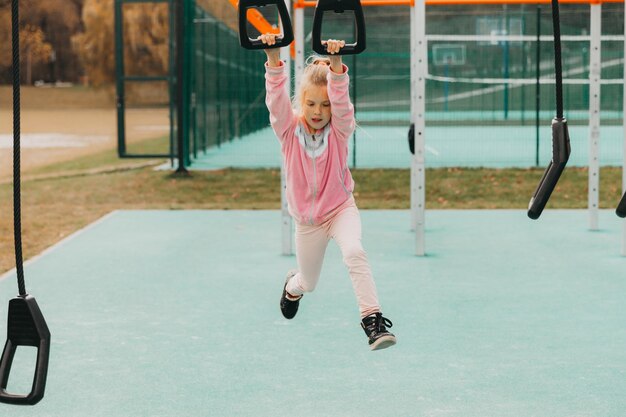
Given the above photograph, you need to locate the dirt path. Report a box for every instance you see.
[0,108,169,179]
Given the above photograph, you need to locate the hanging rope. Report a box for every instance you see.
[0,1,51,406]
[551,0,563,119]
[12,0,25,297]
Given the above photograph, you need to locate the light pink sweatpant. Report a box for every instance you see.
[285,198,381,318]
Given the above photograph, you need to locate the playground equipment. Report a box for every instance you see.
[0,0,51,406]
[527,0,571,220]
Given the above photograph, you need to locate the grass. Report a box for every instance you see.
[0,140,622,274]
[0,85,114,110]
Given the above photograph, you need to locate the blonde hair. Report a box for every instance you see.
[293,55,332,112]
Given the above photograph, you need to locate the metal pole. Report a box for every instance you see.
[352,43,357,169]
[410,0,416,232]
[588,3,601,230]
[622,3,626,256]
[622,2,626,255]
[114,0,126,158]
[503,5,509,120]
[169,0,176,164]
[175,0,188,174]
[202,12,208,153]
[521,10,526,125]
[281,0,299,256]
[535,5,540,167]
[215,22,223,148]
[444,61,448,111]
[412,0,427,256]
[191,5,197,160]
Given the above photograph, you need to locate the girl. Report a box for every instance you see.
[260,34,396,351]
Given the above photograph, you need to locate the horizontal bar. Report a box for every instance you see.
[121,76,170,82]
[295,0,621,7]
[427,74,624,84]
[119,0,170,3]
[296,0,414,6]
[119,153,172,159]
[426,0,621,4]
[193,17,217,23]
[427,34,625,41]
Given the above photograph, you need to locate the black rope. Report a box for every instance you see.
[551,0,564,119]
[12,0,26,296]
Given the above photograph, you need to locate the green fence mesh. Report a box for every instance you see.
[123,1,623,168]
[188,6,268,157]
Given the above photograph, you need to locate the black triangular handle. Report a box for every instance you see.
[238,0,294,50]
[528,118,571,220]
[312,0,366,55]
[0,295,50,405]
[617,191,626,218]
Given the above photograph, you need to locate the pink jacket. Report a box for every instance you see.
[265,61,356,225]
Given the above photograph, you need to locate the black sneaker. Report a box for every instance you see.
[280,269,302,319]
[361,313,396,351]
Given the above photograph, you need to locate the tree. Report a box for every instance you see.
[19,24,53,84]
[73,0,169,86]
[26,0,84,82]
[0,3,54,84]
[0,0,83,84]
[71,0,115,85]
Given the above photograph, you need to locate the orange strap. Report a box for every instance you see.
[228,0,280,34]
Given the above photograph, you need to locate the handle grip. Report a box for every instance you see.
[527,118,571,220]
[238,0,294,50]
[617,191,626,218]
[0,295,50,405]
[312,0,366,55]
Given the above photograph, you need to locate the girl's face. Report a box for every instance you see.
[302,85,331,131]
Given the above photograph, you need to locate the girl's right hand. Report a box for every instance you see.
[258,33,281,67]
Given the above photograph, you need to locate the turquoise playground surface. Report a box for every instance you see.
[0,209,625,417]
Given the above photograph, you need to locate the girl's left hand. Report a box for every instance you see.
[322,39,345,73]
[323,39,345,55]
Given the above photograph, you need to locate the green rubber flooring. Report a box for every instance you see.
[0,209,624,417]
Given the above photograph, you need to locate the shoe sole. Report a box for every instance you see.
[370,335,396,351]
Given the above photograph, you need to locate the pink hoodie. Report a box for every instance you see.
[265,61,356,226]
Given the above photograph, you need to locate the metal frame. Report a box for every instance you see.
[282,0,295,256]
[623,3,626,256]
[114,0,176,160]
[411,0,427,255]
[588,3,601,230]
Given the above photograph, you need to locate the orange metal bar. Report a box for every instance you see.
[425,0,619,4]
[295,0,413,6]
[294,0,620,6]
[228,0,280,34]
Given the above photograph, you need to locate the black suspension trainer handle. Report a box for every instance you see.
[616,191,626,218]
[408,123,415,155]
[238,0,294,50]
[0,296,50,405]
[527,118,571,219]
[312,0,366,55]
[527,0,570,220]
[0,0,51,406]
